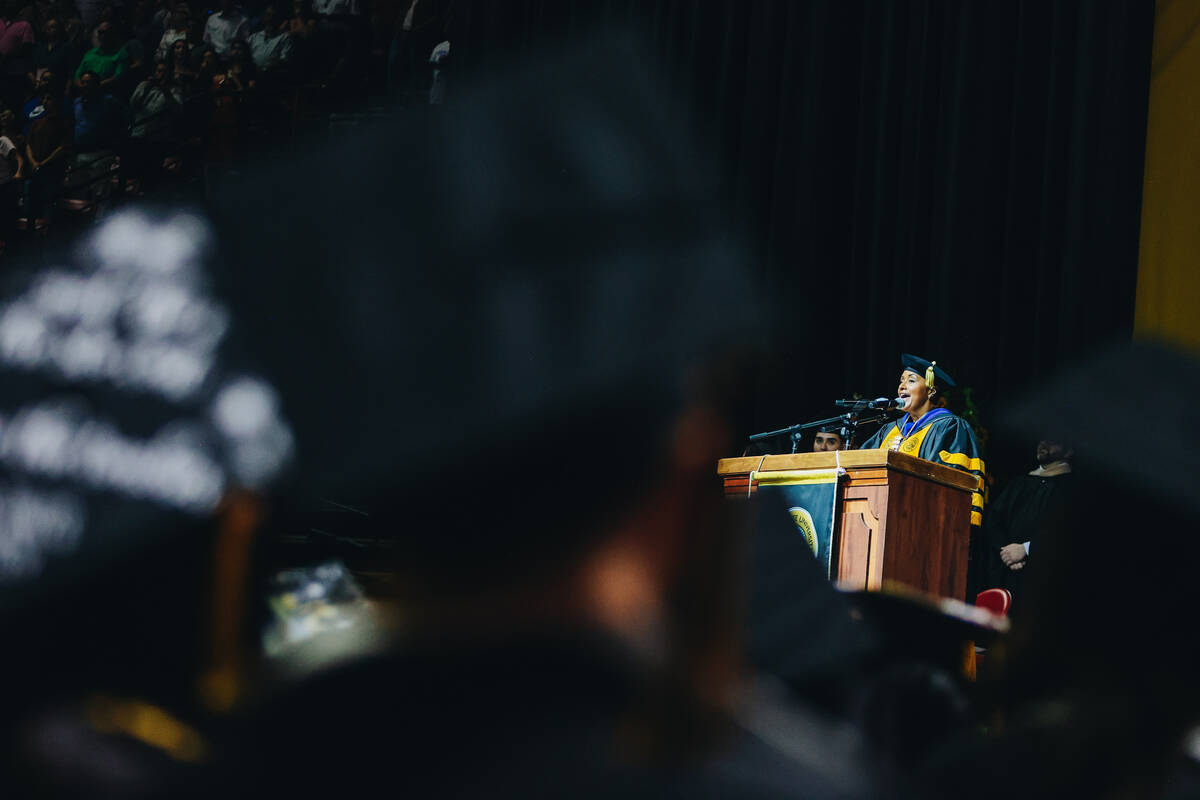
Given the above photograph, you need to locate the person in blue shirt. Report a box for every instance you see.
[72,69,125,154]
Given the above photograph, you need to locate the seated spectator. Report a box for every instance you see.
[185,17,206,67]
[151,0,172,30]
[226,37,256,87]
[0,1,35,112]
[87,2,116,45]
[72,69,123,153]
[129,59,179,140]
[129,0,162,57]
[154,3,187,62]
[127,59,179,189]
[195,46,219,88]
[0,2,35,59]
[71,70,123,206]
[120,21,148,83]
[63,14,86,55]
[203,0,248,58]
[247,3,292,74]
[21,68,55,131]
[24,94,69,218]
[286,0,315,42]
[0,108,24,240]
[30,17,76,99]
[74,20,129,91]
[165,35,196,89]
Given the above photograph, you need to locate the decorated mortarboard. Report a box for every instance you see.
[206,34,763,572]
[0,210,296,705]
[0,211,293,603]
[901,353,957,389]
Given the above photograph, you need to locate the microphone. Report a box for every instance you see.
[834,397,905,410]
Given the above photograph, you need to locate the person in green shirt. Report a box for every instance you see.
[74,21,129,90]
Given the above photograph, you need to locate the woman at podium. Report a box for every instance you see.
[859,354,986,525]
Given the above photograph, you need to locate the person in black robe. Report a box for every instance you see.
[982,440,1074,599]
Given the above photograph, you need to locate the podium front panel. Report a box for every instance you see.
[718,451,977,600]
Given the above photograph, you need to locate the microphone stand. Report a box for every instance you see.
[748,410,896,454]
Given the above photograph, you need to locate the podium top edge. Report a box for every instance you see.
[717,450,980,492]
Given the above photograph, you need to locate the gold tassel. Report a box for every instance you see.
[925,361,936,389]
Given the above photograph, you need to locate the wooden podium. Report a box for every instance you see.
[717,450,980,600]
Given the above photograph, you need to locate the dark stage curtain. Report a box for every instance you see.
[449,0,1154,475]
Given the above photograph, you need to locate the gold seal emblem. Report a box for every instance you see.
[788,506,819,555]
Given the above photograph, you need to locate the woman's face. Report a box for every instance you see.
[897,370,934,415]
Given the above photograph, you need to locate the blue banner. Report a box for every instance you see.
[751,469,840,578]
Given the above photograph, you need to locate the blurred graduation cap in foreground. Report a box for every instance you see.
[0,211,298,796]
[913,340,1200,800]
[0,211,295,689]
[993,339,1200,700]
[206,33,764,582]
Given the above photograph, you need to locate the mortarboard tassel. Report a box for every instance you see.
[926,361,936,389]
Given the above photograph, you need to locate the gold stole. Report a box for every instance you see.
[876,422,934,458]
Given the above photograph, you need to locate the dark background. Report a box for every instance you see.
[447,0,1155,480]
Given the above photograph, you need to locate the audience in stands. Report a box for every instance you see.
[0,0,449,249]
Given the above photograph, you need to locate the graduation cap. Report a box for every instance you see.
[901,353,957,389]
[0,209,294,703]
[206,33,763,579]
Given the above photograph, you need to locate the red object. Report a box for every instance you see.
[975,588,1012,617]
